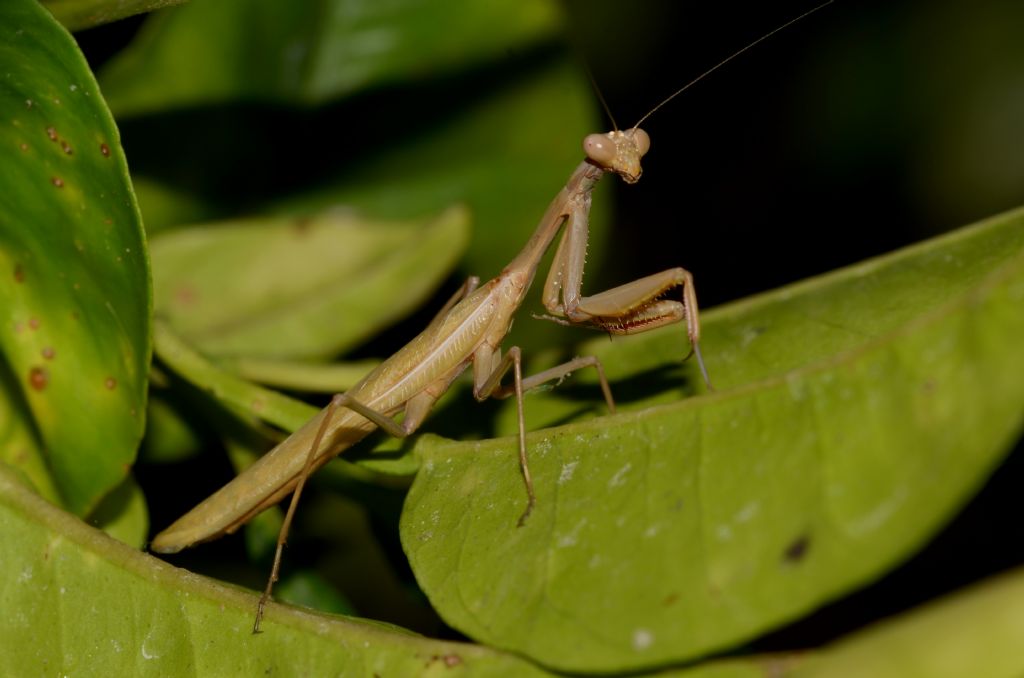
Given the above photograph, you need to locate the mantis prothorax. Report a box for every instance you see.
[150,2,833,633]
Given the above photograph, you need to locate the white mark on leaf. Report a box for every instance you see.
[735,501,760,523]
[632,628,654,650]
[140,640,158,660]
[608,462,632,488]
[557,518,588,548]
[558,460,579,485]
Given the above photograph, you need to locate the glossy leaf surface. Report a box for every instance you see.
[401,209,1024,671]
[0,0,150,516]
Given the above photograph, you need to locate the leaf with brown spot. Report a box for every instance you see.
[0,0,150,517]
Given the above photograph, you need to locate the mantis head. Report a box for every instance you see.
[583,127,650,184]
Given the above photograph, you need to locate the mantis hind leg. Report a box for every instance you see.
[254,390,438,633]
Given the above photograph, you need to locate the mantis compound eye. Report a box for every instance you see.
[629,128,650,156]
[583,133,616,167]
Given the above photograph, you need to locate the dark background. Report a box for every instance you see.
[566,0,1024,303]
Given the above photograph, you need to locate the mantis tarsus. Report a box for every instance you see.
[150,2,832,633]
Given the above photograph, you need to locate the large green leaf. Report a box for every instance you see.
[0,465,550,677]
[7,445,1024,676]
[41,0,187,32]
[98,0,562,116]
[400,208,1024,671]
[0,0,150,516]
[791,566,1024,678]
[151,206,469,359]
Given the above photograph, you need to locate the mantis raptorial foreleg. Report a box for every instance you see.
[256,385,443,632]
[539,195,712,388]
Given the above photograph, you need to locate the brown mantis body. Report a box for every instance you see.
[151,2,831,633]
[152,125,709,631]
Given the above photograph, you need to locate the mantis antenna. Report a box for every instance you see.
[633,0,835,130]
[584,61,620,132]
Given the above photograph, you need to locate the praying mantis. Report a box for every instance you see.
[150,3,831,633]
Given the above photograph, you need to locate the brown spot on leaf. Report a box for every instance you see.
[28,317,39,330]
[46,126,57,141]
[51,177,64,188]
[427,655,464,669]
[662,592,680,607]
[292,215,314,235]
[41,346,55,360]
[783,534,811,564]
[14,264,24,283]
[99,142,110,157]
[61,140,73,155]
[19,142,28,152]
[29,367,48,390]
[104,377,117,390]
[175,285,197,306]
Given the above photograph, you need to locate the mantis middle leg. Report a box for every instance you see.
[472,343,616,526]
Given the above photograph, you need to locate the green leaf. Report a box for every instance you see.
[41,0,187,32]
[7,439,1024,676]
[98,0,562,116]
[0,465,558,677]
[283,57,607,330]
[215,355,381,393]
[152,320,317,433]
[400,208,1024,671]
[151,206,469,359]
[152,320,406,485]
[132,175,214,236]
[0,0,150,516]
[88,475,149,549]
[791,567,1024,678]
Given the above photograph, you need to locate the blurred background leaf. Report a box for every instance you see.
[151,206,469,359]
[43,0,186,32]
